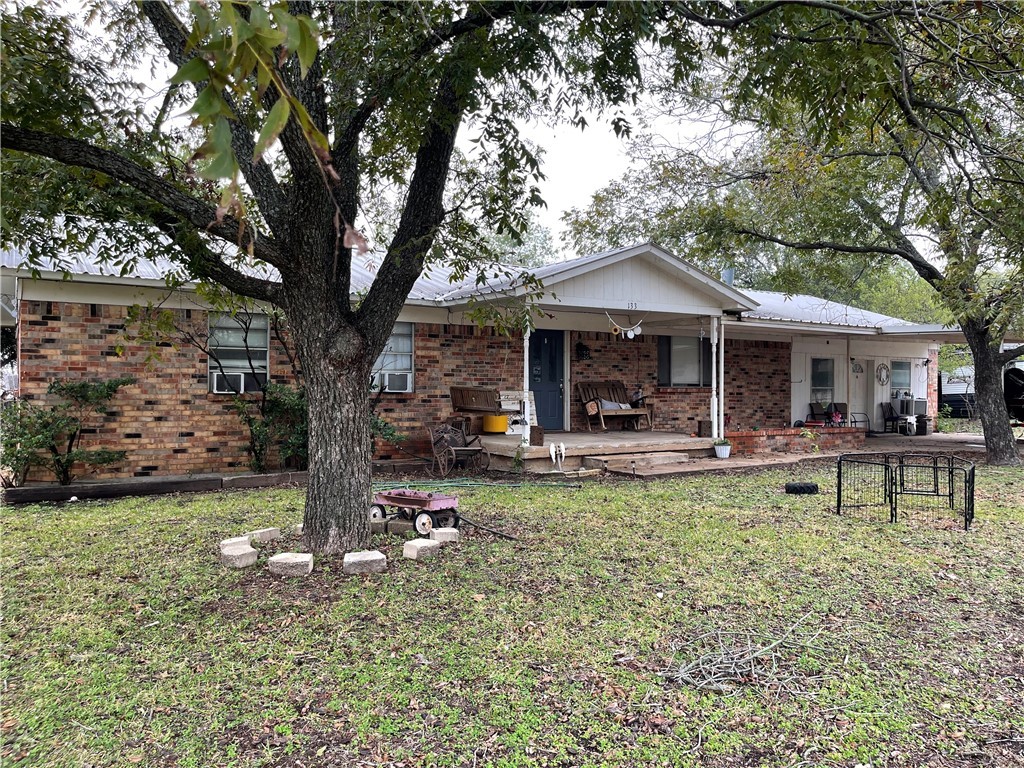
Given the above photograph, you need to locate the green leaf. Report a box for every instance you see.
[200,117,238,180]
[253,98,291,163]
[296,22,318,79]
[169,57,210,85]
[271,5,302,54]
[192,84,225,119]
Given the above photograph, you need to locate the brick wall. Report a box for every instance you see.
[566,334,792,432]
[927,348,939,417]
[18,300,296,480]
[727,427,865,456]
[373,324,525,460]
[16,299,818,478]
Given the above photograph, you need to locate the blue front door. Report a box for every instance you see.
[529,330,564,430]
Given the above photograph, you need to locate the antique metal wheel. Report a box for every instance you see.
[414,511,437,535]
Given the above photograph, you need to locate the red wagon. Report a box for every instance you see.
[369,488,460,535]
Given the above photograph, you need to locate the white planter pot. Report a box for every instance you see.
[714,444,731,459]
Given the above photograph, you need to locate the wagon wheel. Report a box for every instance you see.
[475,447,491,472]
[436,509,459,528]
[440,446,458,478]
[414,511,438,536]
[368,504,387,521]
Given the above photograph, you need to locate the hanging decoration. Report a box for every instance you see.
[606,311,646,339]
[876,363,890,385]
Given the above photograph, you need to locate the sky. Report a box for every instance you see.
[518,118,635,251]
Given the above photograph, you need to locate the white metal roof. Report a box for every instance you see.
[1,245,957,335]
[739,290,918,328]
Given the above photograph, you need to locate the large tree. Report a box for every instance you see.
[0,1,708,553]
[4,2,1022,554]
[566,5,1024,465]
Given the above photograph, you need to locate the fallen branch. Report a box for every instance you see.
[663,613,824,697]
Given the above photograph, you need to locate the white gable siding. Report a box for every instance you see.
[546,257,725,314]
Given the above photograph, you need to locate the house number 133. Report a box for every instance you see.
[626,302,638,310]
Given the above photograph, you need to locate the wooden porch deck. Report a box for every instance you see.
[479,430,714,472]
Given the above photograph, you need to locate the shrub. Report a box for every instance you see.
[0,377,136,485]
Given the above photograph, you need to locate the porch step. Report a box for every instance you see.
[584,452,695,476]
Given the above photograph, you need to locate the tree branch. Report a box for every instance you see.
[140,1,289,236]
[148,216,283,305]
[1,125,285,269]
[333,1,604,159]
[354,62,470,355]
[849,195,945,284]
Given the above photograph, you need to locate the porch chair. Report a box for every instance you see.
[880,402,910,434]
[826,402,848,426]
[805,402,828,426]
[848,411,871,430]
[427,422,490,477]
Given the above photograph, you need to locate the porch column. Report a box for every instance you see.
[710,316,719,440]
[718,318,727,437]
[521,327,531,447]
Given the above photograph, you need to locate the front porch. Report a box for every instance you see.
[480,425,870,474]
[480,430,715,472]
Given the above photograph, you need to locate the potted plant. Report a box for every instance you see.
[713,437,732,459]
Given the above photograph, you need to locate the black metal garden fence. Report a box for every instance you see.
[836,453,975,530]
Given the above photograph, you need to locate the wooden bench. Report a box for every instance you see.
[449,386,500,434]
[576,381,651,432]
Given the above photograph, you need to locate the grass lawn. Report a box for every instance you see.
[3,462,1023,767]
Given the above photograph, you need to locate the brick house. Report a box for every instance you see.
[1,243,956,478]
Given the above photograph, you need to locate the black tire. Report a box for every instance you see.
[785,482,819,495]
[414,511,438,535]
[368,504,387,521]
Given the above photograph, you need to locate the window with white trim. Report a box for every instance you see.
[208,313,270,393]
[372,322,414,393]
[657,336,713,386]
[810,357,834,405]
[891,360,912,390]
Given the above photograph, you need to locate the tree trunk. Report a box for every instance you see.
[299,340,373,554]
[286,282,375,555]
[963,319,1021,466]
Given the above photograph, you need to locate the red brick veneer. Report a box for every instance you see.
[18,300,799,478]
[727,427,865,456]
[18,300,295,480]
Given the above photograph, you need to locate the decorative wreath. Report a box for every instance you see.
[876,363,891,385]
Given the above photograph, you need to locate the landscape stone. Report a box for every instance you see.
[221,535,252,549]
[247,527,281,543]
[291,523,304,535]
[429,527,460,544]
[268,552,314,576]
[403,538,441,561]
[387,518,414,534]
[343,550,387,575]
[370,519,387,534]
[220,544,257,568]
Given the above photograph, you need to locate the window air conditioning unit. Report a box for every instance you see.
[382,373,410,393]
[213,372,245,394]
